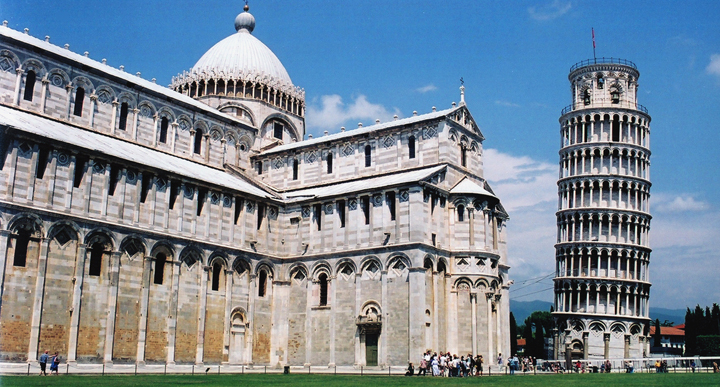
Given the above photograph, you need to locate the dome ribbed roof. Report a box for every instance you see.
[191,7,292,86]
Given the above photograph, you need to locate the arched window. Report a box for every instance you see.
[611,90,620,104]
[118,102,129,130]
[258,270,267,297]
[73,87,85,116]
[153,253,166,285]
[408,135,416,159]
[583,90,591,105]
[327,152,333,174]
[364,145,371,167]
[386,191,396,221]
[257,203,265,231]
[159,117,169,143]
[273,122,283,139]
[256,160,263,175]
[193,129,203,154]
[361,196,370,225]
[292,159,299,180]
[457,205,465,222]
[212,261,223,291]
[597,74,604,89]
[460,146,467,167]
[23,70,36,101]
[612,116,620,142]
[319,273,328,306]
[89,242,105,276]
[12,228,32,267]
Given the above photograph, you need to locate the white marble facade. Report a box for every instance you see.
[553,59,652,360]
[0,7,510,368]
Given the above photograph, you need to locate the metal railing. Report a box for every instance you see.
[537,356,720,374]
[570,58,637,72]
[561,102,649,116]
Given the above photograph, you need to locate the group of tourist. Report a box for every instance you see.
[37,350,60,376]
[406,351,542,377]
[407,351,486,377]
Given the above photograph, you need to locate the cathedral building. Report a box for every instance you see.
[552,58,652,360]
[0,6,510,368]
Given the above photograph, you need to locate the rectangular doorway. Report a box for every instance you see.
[365,333,378,366]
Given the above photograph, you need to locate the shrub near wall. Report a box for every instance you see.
[696,335,720,356]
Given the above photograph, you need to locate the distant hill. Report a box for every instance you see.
[510,300,686,327]
[649,307,686,326]
[510,300,553,323]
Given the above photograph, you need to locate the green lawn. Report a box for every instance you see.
[1,373,719,387]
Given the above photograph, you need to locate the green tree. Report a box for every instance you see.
[653,319,661,348]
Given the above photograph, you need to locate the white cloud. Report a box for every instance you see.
[648,207,720,308]
[706,54,720,78]
[416,84,437,93]
[495,100,521,108]
[653,193,710,213]
[528,0,572,21]
[306,94,401,132]
[483,148,557,211]
[483,149,558,298]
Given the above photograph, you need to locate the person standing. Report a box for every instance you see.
[38,350,49,376]
[497,353,503,372]
[50,352,59,376]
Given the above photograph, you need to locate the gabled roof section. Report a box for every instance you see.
[0,25,249,128]
[283,165,447,201]
[261,105,464,156]
[0,105,271,199]
[450,177,496,198]
[457,105,484,141]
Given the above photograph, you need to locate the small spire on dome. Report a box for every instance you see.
[235,2,255,33]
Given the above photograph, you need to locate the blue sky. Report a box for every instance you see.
[4,0,719,310]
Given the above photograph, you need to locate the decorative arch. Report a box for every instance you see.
[116,91,137,107]
[0,49,21,72]
[361,300,382,318]
[360,256,382,277]
[474,278,489,290]
[137,100,157,118]
[71,76,94,92]
[237,134,252,152]
[46,220,81,243]
[436,257,448,273]
[208,252,229,267]
[254,260,275,276]
[119,235,147,259]
[423,254,435,270]
[261,113,299,142]
[84,228,115,250]
[454,277,473,291]
[21,58,47,78]
[311,260,332,279]
[177,244,201,268]
[232,256,252,275]
[288,263,308,282]
[157,106,175,121]
[209,126,224,142]
[176,114,192,132]
[94,85,116,105]
[335,259,356,278]
[8,213,44,236]
[218,102,256,126]
[385,255,409,278]
[46,68,70,88]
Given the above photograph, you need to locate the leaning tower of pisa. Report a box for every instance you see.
[552,58,652,361]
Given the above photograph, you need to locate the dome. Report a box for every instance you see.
[190,7,292,86]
